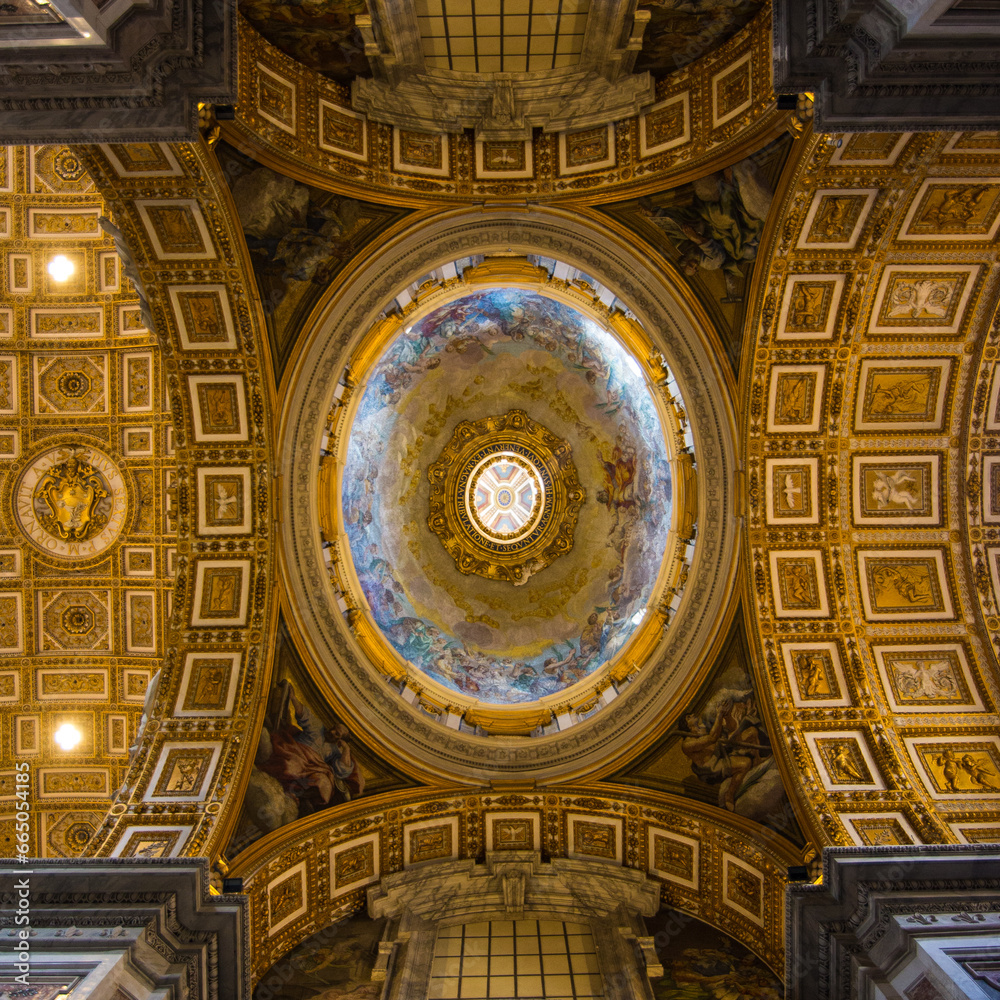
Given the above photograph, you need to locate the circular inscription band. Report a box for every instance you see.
[427,410,584,584]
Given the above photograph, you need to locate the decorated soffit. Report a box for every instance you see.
[42,140,279,863]
[231,780,801,986]
[742,129,1000,850]
[0,145,174,860]
[218,5,787,206]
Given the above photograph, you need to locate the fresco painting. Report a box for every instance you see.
[253,910,386,1000]
[647,908,783,999]
[216,143,409,377]
[611,613,803,843]
[226,622,416,857]
[342,287,673,706]
[238,0,371,83]
[635,0,766,76]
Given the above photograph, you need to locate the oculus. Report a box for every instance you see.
[15,444,128,562]
[427,410,584,584]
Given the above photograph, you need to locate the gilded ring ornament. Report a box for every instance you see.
[15,444,128,561]
[427,410,584,584]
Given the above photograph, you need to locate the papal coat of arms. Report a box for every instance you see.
[33,450,110,541]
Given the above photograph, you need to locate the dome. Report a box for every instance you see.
[337,286,674,708]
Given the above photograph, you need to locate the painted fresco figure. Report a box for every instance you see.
[639,155,773,302]
[257,679,364,814]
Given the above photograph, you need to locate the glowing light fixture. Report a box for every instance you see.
[47,255,75,282]
[54,722,82,751]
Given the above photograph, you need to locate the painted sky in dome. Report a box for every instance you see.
[341,288,673,706]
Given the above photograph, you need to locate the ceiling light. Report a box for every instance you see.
[54,723,82,751]
[47,255,75,282]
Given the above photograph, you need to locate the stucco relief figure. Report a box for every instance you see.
[639,155,772,301]
[678,688,784,818]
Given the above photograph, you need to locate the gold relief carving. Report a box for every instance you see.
[726,863,762,917]
[33,311,102,336]
[119,831,182,857]
[125,549,153,574]
[399,130,443,170]
[789,648,841,701]
[856,361,948,428]
[775,556,824,611]
[564,126,609,167]
[0,308,11,336]
[269,873,303,923]
[573,821,616,859]
[109,716,126,753]
[128,593,155,649]
[853,456,938,524]
[0,595,22,652]
[146,205,207,255]
[17,717,37,752]
[120,307,145,334]
[715,61,750,121]
[196,382,240,435]
[482,142,527,173]
[320,105,365,157]
[16,446,127,560]
[860,553,950,618]
[201,569,242,617]
[42,770,107,794]
[125,355,151,409]
[645,102,685,148]
[849,817,914,846]
[839,133,905,161]
[31,211,100,235]
[333,842,375,887]
[954,825,1000,843]
[918,744,1000,794]
[408,824,453,863]
[904,181,1000,238]
[45,811,100,856]
[0,357,15,411]
[768,462,813,520]
[39,590,111,651]
[107,143,174,173]
[876,270,971,330]
[126,672,149,698]
[124,429,152,454]
[0,675,15,698]
[652,834,693,880]
[153,748,213,796]
[177,290,228,344]
[205,474,246,528]
[0,431,18,457]
[769,367,822,430]
[132,471,155,532]
[881,649,972,707]
[183,659,231,711]
[102,254,118,289]
[40,672,104,695]
[12,256,28,288]
[426,410,584,584]
[807,196,866,243]
[784,280,835,335]
[815,738,874,785]
[947,131,1000,151]
[258,71,295,128]
[491,817,533,850]
[35,354,107,414]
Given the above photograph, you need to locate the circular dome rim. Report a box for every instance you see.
[277,206,740,783]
